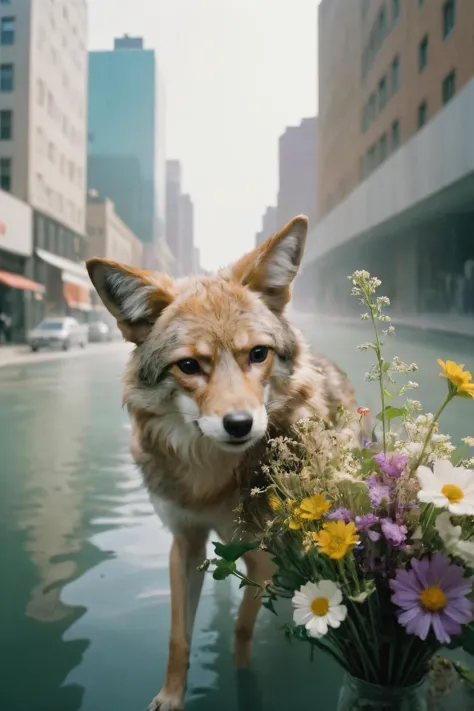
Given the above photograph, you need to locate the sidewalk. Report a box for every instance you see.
[292,311,474,339]
[0,340,130,369]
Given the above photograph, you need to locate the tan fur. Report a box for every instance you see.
[86,216,357,710]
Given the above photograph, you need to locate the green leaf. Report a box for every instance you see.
[212,561,236,580]
[376,406,407,424]
[461,622,474,656]
[262,597,278,616]
[212,540,257,562]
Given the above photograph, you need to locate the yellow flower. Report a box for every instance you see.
[299,494,331,521]
[312,521,359,560]
[288,516,302,530]
[268,493,281,511]
[438,359,474,398]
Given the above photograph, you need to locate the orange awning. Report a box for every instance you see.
[0,269,45,293]
[63,281,91,311]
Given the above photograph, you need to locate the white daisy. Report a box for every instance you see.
[417,459,474,516]
[292,580,347,639]
[435,511,474,567]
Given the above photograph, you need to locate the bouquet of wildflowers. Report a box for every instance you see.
[207,271,474,696]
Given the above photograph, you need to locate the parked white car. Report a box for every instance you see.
[28,317,88,352]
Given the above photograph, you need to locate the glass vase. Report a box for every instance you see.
[337,674,427,711]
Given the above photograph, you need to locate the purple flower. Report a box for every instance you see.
[374,451,408,479]
[356,513,380,542]
[367,474,392,507]
[381,518,407,548]
[326,507,354,523]
[390,553,473,644]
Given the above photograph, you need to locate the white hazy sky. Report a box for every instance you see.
[88,0,319,271]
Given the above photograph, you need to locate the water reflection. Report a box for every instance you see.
[1,331,473,711]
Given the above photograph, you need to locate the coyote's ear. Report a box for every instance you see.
[231,215,308,312]
[86,259,174,344]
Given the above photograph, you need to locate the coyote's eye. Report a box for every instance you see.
[249,346,269,364]
[176,358,202,375]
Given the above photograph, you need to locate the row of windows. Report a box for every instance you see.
[36,129,84,187]
[360,68,457,182]
[362,55,399,133]
[361,119,400,180]
[35,173,84,227]
[35,212,86,263]
[37,79,84,146]
[36,22,85,78]
[362,0,400,79]
[362,0,456,81]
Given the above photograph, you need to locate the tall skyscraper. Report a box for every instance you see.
[277,117,318,230]
[165,159,182,274]
[0,0,88,237]
[179,193,194,275]
[0,0,90,326]
[88,36,170,270]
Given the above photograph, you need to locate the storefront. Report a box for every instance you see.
[35,248,92,321]
[0,191,44,342]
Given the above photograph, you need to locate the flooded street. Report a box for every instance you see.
[1,318,473,711]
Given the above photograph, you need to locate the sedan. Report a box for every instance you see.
[28,317,88,352]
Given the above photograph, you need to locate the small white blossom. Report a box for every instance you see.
[435,512,474,567]
[463,437,474,447]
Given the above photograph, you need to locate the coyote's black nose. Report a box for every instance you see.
[223,411,253,438]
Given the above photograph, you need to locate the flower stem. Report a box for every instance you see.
[413,393,454,471]
[369,301,386,451]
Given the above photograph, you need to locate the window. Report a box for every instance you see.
[0,16,15,45]
[379,133,388,163]
[391,56,400,93]
[37,79,44,105]
[443,0,455,39]
[368,144,378,173]
[418,101,428,129]
[0,63,13,91]
[0,157,11,191]
[442,70,456,104]
[392,120,400,150]
[369,92,376,122]
[392,0,400,24]
[378,76,387,110]
[362,105,369,133]
[378,6,387,43]
[419,35,428,72]
[0,109,12,140]
[48,141,56,163]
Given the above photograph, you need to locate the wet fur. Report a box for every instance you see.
[86,216,357,710]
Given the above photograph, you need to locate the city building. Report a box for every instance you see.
[0,0,90,325]
[179,193,194,275]
[317,0,474,220]
[0,190,44,341]
[165,160,196,275]
[255,206,277,247]
[165,160,182,274]
[300,0,474,319]
[88,36,172,271]
[277,117,318,230]
[86,192,143,268]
